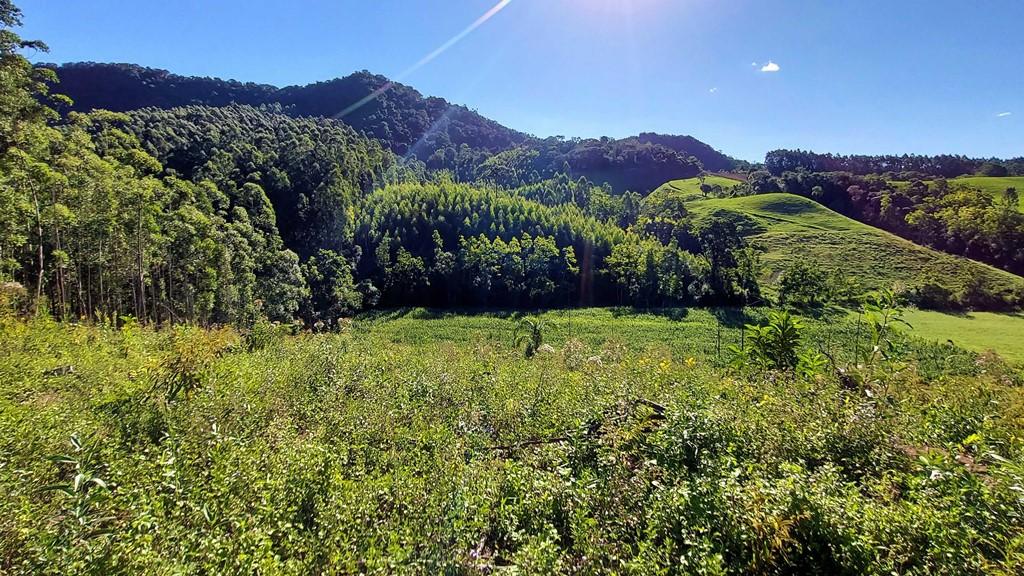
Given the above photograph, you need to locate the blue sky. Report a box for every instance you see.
[17,0,1024,161]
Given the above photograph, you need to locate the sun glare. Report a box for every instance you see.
[575,0,665,17]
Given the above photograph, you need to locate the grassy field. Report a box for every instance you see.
[2,312,1022,574]
[357,306,939,365]
[358,307,868,378]
[362,306,1021,371]
[891,176,1024,211]
[902,309,1024,363]
[683,193,1024,296]
[649,175,743,202]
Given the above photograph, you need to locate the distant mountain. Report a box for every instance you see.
[41,62,277,110]
[273,72,529,158]
[637,133,735,172]
[45,63,527,158]
[44,62,736,192]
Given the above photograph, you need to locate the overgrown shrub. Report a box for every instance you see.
[778,262,829,309]
[2,315,1023,574]
[913,280,957,310]
[156,326,237,400]
[0,281,29,316]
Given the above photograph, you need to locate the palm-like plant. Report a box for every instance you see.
[748,310,802,370]
[513,316,554,358]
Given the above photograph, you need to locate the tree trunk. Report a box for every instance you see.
[32,190,44,315]
[86,264,93,320]
[136,204,147,322]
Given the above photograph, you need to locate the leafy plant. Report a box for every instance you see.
[4,307,1024,573]
[734,310,802,370]
[42,434,114,541]
[731,310,826,376]
[244,317,284,351]
[513,316,554,358]
[157,326,237,400]
[858,288,912,365]
[777,262,829,309]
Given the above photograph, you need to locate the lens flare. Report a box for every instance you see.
[335,0,513,120]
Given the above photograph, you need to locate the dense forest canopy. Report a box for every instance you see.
[765,149,1024,179]
[45,63,526,158]
[43,62,735,193]
[637,132,739,173]
[121,104,393,256]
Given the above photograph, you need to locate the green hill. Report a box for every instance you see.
[684,193,1024,295]
[651,175,742,202]
[953,176,1024,210]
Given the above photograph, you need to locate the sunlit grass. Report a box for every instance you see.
[683,193,1024,295]
[650,175,742,202]
[902,309,1024,363]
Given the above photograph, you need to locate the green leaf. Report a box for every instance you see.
[39,484,74,496]
[47,454,77,465]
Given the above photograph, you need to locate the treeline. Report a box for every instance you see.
[511,174,642,227]
[122,104,394,255]
[468,137,704,193]
[637,132,738,172]
[751,170,1024,303]
[352,181,620,310]
[45,63,731,193]
[0,3,766,326]
[300,179,763,324]
[765,149,1024,179]
[0,109,309,325]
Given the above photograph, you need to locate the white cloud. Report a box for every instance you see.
[760,61,780,73]
[751,62,758,67]
[997,111,1012,117]
[709,87,718,93]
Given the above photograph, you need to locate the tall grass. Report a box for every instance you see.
[1,312,1022,574]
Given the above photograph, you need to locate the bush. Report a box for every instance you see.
[244,317,287,351]
[976,162,1009,177]
[913,280,957,310]
[3,315,1023,573]
[157,326,237,400]
[0,281,29,316]
[778,262,829,309]
[731,310,825,376]
[959,276,1015,311]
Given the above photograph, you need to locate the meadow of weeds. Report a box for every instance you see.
[1,309,1023,574]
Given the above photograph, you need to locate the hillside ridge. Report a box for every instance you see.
[42,61,737,191]
[684,192,1024,301]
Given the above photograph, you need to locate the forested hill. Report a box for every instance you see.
[44,63,526,157]
[637,133,736,172]
[764,148,1024,178]
[43,62,735,192]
